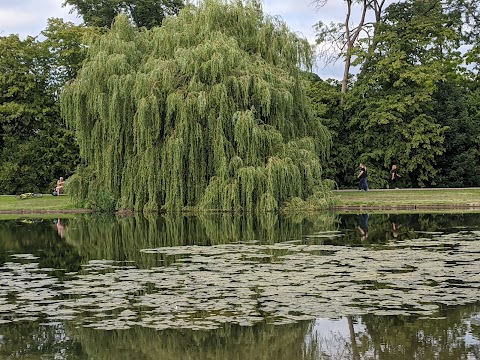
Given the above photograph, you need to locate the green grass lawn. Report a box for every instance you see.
[332,188,480,210]
[0,194,80,212]
[0,188,479,213]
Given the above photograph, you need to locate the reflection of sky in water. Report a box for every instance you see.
[309,316,480,358]
[465,331,479,346]
[307,318,369,358]
[312,317,366,335]
[465,316,480,346]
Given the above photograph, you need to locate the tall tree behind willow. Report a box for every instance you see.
[313,0,389,105]
[306,75,349,186]
[433,78,480,187]
[61,0,332,212]
[434,0,480,187]
[63,0,184,28]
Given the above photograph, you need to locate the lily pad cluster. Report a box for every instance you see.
[1,230,480,330]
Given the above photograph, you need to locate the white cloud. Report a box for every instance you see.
[0,9,38,31]
[263,0,347,23]
[0,0,79,38]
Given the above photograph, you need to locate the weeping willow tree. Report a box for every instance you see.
[61,0,332,212]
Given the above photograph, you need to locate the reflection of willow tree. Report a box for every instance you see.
[355,303,480,359]
[61,0,331,212]
[63,212,480,267]
[64,212,338,267]
[0,219,82,271]
[67,321,321,360]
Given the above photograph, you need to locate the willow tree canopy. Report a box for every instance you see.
[61,0,331,212]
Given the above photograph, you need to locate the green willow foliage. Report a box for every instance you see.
[61,0,331,212]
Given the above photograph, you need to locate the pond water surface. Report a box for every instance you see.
[1,212,480,359]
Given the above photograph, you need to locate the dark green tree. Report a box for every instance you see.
[0,19,92,194]
[344,0,464,187]
[41,18,100,85]
[306,75,350,187]
[434,79,480,187]
[63,0,184,28]
[0,35,58,193]
[308,0,480,189]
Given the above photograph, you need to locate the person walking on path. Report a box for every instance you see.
[357,164,369,191]
[389,164,401,188]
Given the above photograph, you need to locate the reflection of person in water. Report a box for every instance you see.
[356,214,369,241]
[392,222,402,239]
[55,218,66,238]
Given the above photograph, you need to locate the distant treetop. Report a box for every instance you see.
[62,0,184,29]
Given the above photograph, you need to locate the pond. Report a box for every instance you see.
[1,212,480,359]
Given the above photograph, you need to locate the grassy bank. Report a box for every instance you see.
[0,188,480,213]
[0,195,83,213]
[332,188,480,211]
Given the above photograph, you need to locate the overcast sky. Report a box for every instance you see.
[0,0,354,79]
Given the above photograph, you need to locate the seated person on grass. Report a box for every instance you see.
[55,177,64,195]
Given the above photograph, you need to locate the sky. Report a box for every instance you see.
[0,0,352,79]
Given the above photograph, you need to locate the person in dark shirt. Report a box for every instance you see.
[389,164,401,188]
[357,164,369,191]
